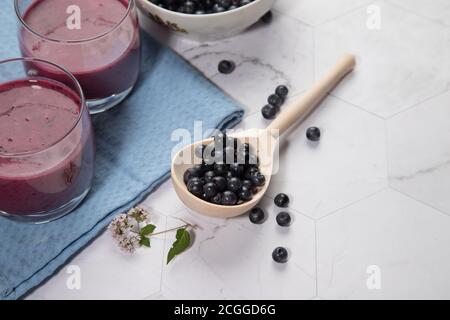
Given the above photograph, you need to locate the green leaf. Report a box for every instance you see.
[140,224,156,236]
[140,236,151,248]
[167,228,191,264]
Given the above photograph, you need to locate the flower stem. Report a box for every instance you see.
[149,223,193,237]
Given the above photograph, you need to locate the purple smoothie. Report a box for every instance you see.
[19,0,140,100]
[0,78,94,216]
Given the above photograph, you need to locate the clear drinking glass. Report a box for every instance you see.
[0,58,95,223]
[15,0,141,114]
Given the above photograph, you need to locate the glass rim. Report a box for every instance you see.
[0,57,87,158]
[14,0,134,44]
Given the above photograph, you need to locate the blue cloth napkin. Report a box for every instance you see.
[0,0,243,299]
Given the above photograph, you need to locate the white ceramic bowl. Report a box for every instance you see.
[136,0,275,41]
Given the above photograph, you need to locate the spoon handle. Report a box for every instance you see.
[266,54,356,136]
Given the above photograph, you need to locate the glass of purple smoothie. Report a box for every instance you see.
[15,0,141,114]
[0,58,95,223]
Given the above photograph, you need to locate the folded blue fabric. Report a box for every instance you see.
[0,0,243,300]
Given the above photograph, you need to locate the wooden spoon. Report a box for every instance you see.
[171,54,356,218]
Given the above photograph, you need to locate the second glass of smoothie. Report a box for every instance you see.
[15,0,141,114]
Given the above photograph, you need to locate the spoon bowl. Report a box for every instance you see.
[171,54,356,218]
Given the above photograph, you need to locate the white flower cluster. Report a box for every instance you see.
[108,207,150,254]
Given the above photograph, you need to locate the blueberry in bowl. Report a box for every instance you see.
[137,0,276,41]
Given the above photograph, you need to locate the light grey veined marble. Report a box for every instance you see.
[28,0,450,300]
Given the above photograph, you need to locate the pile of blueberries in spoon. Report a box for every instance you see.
[184,131,265,206]
[149,0,256,14]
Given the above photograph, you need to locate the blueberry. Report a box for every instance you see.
[217,0,231,8]
[275,85,289,98]
[183,167,200,184]
[238,186,253,201]
[195,144,206,159]
[228,177,242,192]
[276,212,291,227]
[261,104,278,120]
[203,182,219,198]
[211,193,223,205]
[214,163,228,176]
[225,170,235,181]
[268,94,284,108]
[242,179,253,190]
[200,163,214,173]
[274,193,289,208]
[218,60,235,74]
[221,191,237,205]
[213,4,225,13]
[250,172,266,187]
[306,127,321,142]
[249,207,265,224]
[212,176,227,192]
[204,170,215,183]
[272,247,288,263]
[244,167,259,180]
[187,179,203,196]
[229,163,244,177]
[183,1,195,13]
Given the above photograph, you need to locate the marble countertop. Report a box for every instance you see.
[28,0,450,300]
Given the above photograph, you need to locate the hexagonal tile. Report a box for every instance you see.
[160,196,316,299]
[387,90,450,216]
[236,94,387,219]
[389,0,450,26]
[315,0,450,117]
[317,189,450,299]
[275,0,373,26]
[26,213,167,300]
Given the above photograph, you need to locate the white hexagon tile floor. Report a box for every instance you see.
[27,0,450,299]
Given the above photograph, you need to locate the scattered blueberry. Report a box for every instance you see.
[275,85,289,98]
[276,212,291,227]
[218,60,235,74]
[268,94,284,108]
[272,247,289,263]
[261,104,278,120]
[306,127,321,142]
[274,193,289,208]
[249,207,265,224]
